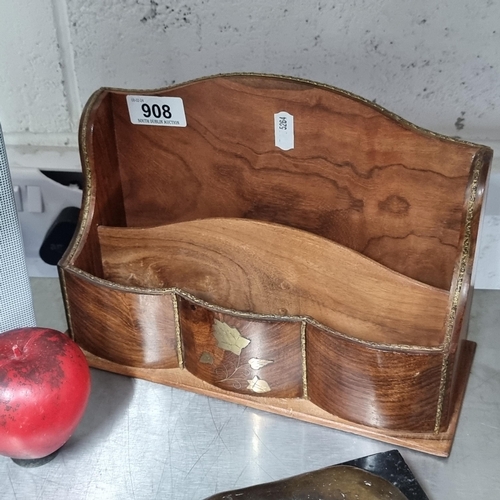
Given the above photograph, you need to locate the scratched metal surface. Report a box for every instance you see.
[1,282,499,500]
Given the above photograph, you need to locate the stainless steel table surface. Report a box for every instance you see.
[1,279,499,500]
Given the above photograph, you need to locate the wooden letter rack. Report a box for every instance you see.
[59,74,492,456]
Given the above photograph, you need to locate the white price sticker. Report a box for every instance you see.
[126,95,187,127]
[274,111,294,150]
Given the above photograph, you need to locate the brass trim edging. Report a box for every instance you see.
[66,265,444,355]
[301,321,308,399]
[433,152,485,433]
[172,294,184,369]
[58,269,74,340]
[100,72,491,152]
[62,90,101,265]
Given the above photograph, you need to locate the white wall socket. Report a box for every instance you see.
[10,167,82,277]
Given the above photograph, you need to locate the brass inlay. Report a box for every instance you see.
[199,352,213,364]
[213,319,251,356]
[246,376,271,394]
[434,152,484,433]
[248,358,274,370]
[301,320,308,399]
[210,320,272,393]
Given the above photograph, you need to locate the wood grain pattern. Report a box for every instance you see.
[58,74,492,454]
[98,218,448,347]
[109,77,481,290]
[63,269,178,368]
[306,323,443,431]
[179,298,303,398]
[77,339,476,457]
[71,92,127,277]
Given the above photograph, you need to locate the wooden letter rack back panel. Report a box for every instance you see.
[59,74,492,456]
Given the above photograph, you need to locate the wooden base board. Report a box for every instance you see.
[81,340,476,457]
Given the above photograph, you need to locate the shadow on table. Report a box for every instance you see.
[62,368,136,452]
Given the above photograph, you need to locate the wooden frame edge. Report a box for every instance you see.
[80,339,475,457]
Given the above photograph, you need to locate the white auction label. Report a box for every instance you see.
[274,111,294,150]
[126,95,187,127]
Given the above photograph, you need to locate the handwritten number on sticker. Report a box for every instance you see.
[274,111,294,150]
[141,103,172,119]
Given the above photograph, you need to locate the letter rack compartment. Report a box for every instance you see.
[59,74,492,456]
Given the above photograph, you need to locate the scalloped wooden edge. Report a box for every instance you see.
[60,74,490,456]
[98,218,449,348]
[80,338,475,457]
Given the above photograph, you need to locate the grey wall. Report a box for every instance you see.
[1,0,499,146]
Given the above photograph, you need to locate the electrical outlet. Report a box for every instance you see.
[10,167,82,277]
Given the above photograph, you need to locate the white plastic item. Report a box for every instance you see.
[10,167,82,278]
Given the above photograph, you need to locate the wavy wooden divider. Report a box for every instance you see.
[59,73,493,456]
[98,218,448,346]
